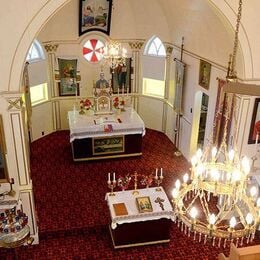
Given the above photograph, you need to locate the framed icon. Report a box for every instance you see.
[199,60,211,90]
[136,196,153,213]
[79,0,112,36]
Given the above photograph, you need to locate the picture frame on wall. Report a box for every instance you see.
[248,98,260,144]
[58,82,80,97]
[79,0,112,36]
[58,58,79,96]
[198,60,211,90]
[111,58,131,94]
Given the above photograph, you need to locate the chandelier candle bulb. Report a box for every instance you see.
[255,133,259,153]
[250,186,257,199]
[196,148,203,160]
[108,172,111,182]
[183,173,189,184]
[256,197,260,207]
[211,147,217,160]
[160,168,163,178]
[228,149,235,162]
[175,179,181,190]
[241,156,250,175]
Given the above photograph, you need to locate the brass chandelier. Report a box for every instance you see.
[101,40,127,71]
[171,0,260,247]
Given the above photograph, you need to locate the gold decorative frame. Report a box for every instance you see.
[198,60,211,90]
[92,135,124,155]
[248,98,260,144]
[0,115,9,183]
[136,196,153,213]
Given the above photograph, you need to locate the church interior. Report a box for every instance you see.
[0,0,260,259]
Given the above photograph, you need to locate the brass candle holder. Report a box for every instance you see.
[107,180,117,196]
[154,175,164,191]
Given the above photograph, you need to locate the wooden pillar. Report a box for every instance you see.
[128,41,144,112]
[44,43,61,130]
[162,45,173,132]
[1,93,39,244]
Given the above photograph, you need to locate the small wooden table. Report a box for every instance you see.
[106,187,174,248]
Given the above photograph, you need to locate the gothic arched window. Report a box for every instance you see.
[143,36,166,97]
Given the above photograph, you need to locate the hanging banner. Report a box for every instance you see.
[173,59,185,113]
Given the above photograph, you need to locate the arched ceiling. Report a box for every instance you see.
[1,0,259,93]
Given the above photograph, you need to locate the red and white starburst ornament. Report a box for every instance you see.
[83,39,105,62]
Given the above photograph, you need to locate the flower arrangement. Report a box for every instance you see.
[140,174,154,188]
[117,174,131,191]
[80,98,92,110]
[113,97,125,109]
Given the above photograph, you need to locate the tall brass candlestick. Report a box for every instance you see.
[107,172,116,196]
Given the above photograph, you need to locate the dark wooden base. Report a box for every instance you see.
[109,218,171,248]
[71,134,142,161]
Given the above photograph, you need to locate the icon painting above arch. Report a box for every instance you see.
[79,0,113,36]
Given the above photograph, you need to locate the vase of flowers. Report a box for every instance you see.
[117,174,132,191]
[79,98,93,115]
[113,97,125,114]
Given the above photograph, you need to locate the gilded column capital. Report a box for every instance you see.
[166,46,173,55]
[44,44,59,53]
[6,98,22,110]
[128,41,144,50]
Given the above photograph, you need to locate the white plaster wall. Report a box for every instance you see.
[31,102,53,141]
[138,96,164,131]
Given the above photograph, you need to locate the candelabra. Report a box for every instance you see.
[154,168,164,191]
[107,172,116,196]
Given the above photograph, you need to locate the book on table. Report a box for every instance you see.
[113,203,128,216]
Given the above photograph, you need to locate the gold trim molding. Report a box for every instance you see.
[7,98,22,110]
[128,41,144,50]
[44,44,59,53]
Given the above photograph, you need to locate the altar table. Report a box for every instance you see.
[106,187,174,248]
[68,108,145,161]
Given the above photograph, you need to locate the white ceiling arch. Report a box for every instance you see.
[5,0,256,93]
[208,0,253,78]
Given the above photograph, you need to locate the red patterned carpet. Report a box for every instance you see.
[0,129,258,259]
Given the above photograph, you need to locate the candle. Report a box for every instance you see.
[108,172,110,182]
[122,84,124,95]
[73,104,76,113]
[118,86,119,96]
[113,172,115,181]
[127,86,129,96]
[255,132,259,153]
[160,168,163,177]
[155,168,158,178]
[93,80,96,95]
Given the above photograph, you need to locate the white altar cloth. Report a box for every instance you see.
[68,107,145,142]
[106,187,174,229]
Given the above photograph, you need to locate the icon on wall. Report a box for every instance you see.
[79,0,113,36]
[198,60,211,90]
